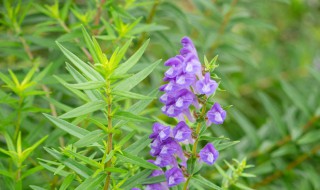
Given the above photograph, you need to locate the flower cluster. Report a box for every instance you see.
[135,37,227,189]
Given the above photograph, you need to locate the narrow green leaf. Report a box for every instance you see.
[66,81,105,90]
[192,175,222,190]
[45,148,93,178]
[0,72,15,88]
[112,90,155,100]
[59,174,75,190]
[258,92,286,136]
[74,130,106,147]
[59,100,106,119]
[141,175,166,185]
[64,149,100,168]
[66,63,103,101]
[117,130,136,148]
[56,42,104,81]
[280,80,310,116]
[116,151,158,170]
[75,173,106,190]
[231,109,259,146]
[120,169,153,189]
[21,135,48,163]
[54,75,89,102]
[4,132,15,152]
[39,162,70,177]
[234,183,254,190]
[105,167,127,173]
[297,130,320,145]
[114,111,154,123]
[113,59,160,91]
[21,166,43,180]
[216,141,240,151]
[81,26,99,64]
[113,39,149,75]
[30,185,46,190]
[43,114,89,138]
[114,38,132,67]
[124,135,152,154]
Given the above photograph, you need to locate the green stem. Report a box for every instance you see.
[184,102,207,189]
[103,81,113,190]
[14,96,24,141]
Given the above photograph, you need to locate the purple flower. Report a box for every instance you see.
[173,121,192,142]
[175,73,196,88]
[196,73,218,95]
[149,123,171,141]
[131,188,140,190]
[161,104,182,117]
[199,143,219,165]
[183,55,202,75]
[180,37,199,59]
[159,138,182,156]
[165,167,185,187]
[207,103,226,125]
[152,155,177,167]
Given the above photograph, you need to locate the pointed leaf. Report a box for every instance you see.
[59,100,106,119]
[192,175,222,190]
[112,90,155,100]
[75,173,106,190]
[74,130,106,147]
[43,114,89,138]
[113,59,160,91]
[113,111,154,122]
[116,151,158,170]
[66,81,105,90]
[56,42,104,81]
[59,174,75,190]
[113,39,149,75]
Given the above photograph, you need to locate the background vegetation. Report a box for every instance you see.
[0,0,319,189]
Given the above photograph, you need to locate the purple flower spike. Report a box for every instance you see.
[207,103,226,125]
[173,121,192,142]
[199,143,219,165]
[196,73,218,95]
[165,167,185,187]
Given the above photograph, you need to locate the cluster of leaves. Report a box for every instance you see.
[0,0,319,189]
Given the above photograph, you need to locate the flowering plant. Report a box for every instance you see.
[133,37,232,189]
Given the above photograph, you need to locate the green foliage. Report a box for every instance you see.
[1,0,319,189]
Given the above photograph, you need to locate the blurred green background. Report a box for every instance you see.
[0,0,319,189]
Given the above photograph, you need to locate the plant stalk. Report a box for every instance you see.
[184,102,207,190]
[103,81,113,190]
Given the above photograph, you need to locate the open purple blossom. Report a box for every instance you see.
[173,121,192,142]
[207,103,227,125]
[196,73,218,95]
[149,123,171,141]
[165,167,185,187]
[199,143,219,165]
[159,138,182,156]
[150,155,177,167]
